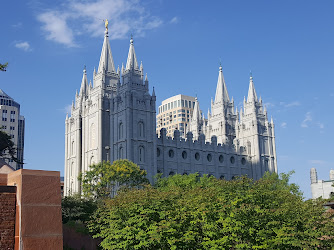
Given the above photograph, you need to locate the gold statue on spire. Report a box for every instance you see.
[104,19,109,32]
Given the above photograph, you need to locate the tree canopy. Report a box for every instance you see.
[88,172,334,250]
[79,159,149,199]
[0,130,19,163]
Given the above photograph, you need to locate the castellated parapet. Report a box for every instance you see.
[156,128,263,180]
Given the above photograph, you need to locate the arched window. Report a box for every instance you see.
[90,156,95,165]
[71,162,74,176]
[71,141,75,155]
[90,123,96,149]
[241,157,246,165]
[230,156,235,164]
[139,146,145,162]
[219,155,224,163]
[157,148,161,157]
[207,154,212,162]
[119,122,123,140]
[169,149,174,158]
[195,152,200,161]
[119,147,123,159]
[247,141,251,155]
[182,151,187,159]
[138,122,144,137]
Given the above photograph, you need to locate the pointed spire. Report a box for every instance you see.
[192,97,201,122]
[214,64,230,104]
[121,63,124,74]
[117,65,120,75]
[89,80,92,89]
[125,36,139,71]
[152,87,155,96]
[93,67,96,75]
[145,73,148,82]
[140,61,143,72]
[97,27,116,73]
[270,116,274,124]
[79,66,88,96]
[72,100,75,109]
[247,73,258,103]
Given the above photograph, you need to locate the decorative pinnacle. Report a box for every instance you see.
[250,70,253,79]
[83,65,86,73]
[130,34,133,44]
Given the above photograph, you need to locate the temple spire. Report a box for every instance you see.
[247,73,258,103]
[214,64,230,104]
[125,36,139,71]
[192,97,201,122]
[79,66,88,96]
[97,24,116,73]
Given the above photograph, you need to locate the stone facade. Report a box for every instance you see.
[64,28,277,196]
[310,168,334,199]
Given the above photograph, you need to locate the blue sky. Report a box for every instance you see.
[1,0,334,198]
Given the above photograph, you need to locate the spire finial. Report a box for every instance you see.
[104,19,109,31]
[83,65,86,73]
[250,70,253,79]
[219,59,222,71]
[130,34,133,44]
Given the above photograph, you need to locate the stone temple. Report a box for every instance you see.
[64,27,277,195]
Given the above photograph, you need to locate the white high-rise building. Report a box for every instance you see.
[310,168,334,199]
[0,89,25,170]
[64,26,277,196]
[157,95,196,137]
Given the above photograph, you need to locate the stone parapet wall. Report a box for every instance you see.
[0,186,16,250]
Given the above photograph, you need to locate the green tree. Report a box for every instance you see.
[89,172,334,249]
[79,159,149,200]
[0,130,19,163]
[0,62,8,71]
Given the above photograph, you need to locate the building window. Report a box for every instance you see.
[138,122,144,137]
[207,154,212,162]
[2,110,7,121]
[157,148,161,157]
[119,147,123,159]
[10,111,15,122]
[247,141,251,155]
[168,149,174,158]
[71,141,75,155]
[220,175,225,180]
[241,157,246,165]
[219,155,224,163]
[230,156,235,164]
[90,123,96,149]
[182,151,187,159]
[119,122,123,140]
[195,152,200,161]
[139,146,145,162]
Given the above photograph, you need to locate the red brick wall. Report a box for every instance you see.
[0,186,16,250]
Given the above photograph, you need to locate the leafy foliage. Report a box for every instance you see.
[0,62,8,71]
[61,194,97,224]
[89,172,334,249]
[79,159,149,199]
[0,130,19,163]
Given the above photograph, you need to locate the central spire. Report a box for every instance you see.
[97,24,116,74]
[247,73,258,103]
[214,64,230,104]
[125,36,139,71]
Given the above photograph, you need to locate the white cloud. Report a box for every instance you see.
[12,22,22,28]
[263,102,274,108]
[317,122,324,129]
[38,11,76,47]
[309,160,327,165]
[280,101,301,108]
[301,111,312,128]
[37,0,163,46]
[280,122,287,128]
[62,104,72,114]
[15,41,32,51]
[170,16,179,24]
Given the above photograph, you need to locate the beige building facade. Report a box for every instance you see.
[157,95,196,137]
